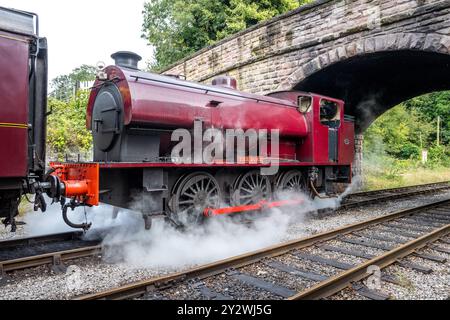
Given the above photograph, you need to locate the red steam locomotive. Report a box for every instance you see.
[0,7,354,231]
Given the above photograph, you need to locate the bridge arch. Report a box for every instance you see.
[277,33,450,132]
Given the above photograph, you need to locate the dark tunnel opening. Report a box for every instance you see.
[294,50,450,133]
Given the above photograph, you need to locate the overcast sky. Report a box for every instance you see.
[1,0,154,81]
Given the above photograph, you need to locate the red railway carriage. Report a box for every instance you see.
[0,7,48,231]
[50,52,355,230]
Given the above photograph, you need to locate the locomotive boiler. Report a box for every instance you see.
[87,52,308,163]
[49,52,355,230]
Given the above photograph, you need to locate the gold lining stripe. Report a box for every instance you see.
[0,122,28,129]
[0,33,29,43]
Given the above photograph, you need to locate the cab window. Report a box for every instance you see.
[297,95,312,113]
[320,99,340,127]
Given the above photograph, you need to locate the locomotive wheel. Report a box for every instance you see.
[232,170,272,206]
[171,172,221,224]
[276,170,306,193]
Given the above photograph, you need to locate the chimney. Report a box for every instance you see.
[111,51,142,70]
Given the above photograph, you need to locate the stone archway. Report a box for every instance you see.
[277,33,450,133]
[278,33,450,179]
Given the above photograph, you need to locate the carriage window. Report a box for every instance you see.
[297,95,312,113]
[320,99,340,127]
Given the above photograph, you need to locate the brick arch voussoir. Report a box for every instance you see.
[277,32,449,91]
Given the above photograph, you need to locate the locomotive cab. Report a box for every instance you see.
[268,91,354,192]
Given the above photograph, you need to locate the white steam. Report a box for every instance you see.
[337,175,362,200]
[20,180,359,270]
[22,196,127,236]
[99,184,359,270]
[101,208,291,269]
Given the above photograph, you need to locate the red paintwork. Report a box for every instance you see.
[72,65,354,212]
[268,91,353,165]
[97,162,347,169]
[310,96,341,163]
[0,31,30,178]
[339,119,355,164]
[203,199,304,217]
[87,66,309,138]
[50,163,99,206]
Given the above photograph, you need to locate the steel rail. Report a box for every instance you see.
[0,181,444,249]
[0,245,102,273]
[0,182,447,279]
[347,181,449,198]
[341,184,450,209]
[0,229,111,275]
[74,198,450,300]
[289,223,450,300]
[0,231,84,250]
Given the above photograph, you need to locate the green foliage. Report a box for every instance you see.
[47,65,96,159]
[405,91,450,145]
[364,91,449,189]
[70,65,97,84]
[50,75,72,101]
[47,91,92,160]
[428,144,450,166]
[142,0,310,71]
[363,150,450,191]
[142,0,227,71]
[217,0,301,39]
[399,142,420,159]
[50,65,96,101]
[364,104,435,160]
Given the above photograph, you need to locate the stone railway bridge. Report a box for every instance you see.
[162,0,450,175]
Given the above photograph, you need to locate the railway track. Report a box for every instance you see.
[0,230,104,277]
[0,181,448,287]
[74,199,450,300]
[340,181,450,209]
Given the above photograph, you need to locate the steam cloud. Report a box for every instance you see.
[19,179,360,270]
[100,178,361,270]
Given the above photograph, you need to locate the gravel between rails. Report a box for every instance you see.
[299,246,367,266]
[282,191,450,242]
[328,237,450,300]
[0,190,449,300]
[0,256,174,300]
[0,223,26,241]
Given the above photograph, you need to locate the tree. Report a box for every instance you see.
[50,65,96,101]
[218,0,301,39]
[404,91,450,146]
[364,104,435,159]
[47,91,92,160]
[50,74,73,101]
[47,65,96,160]
[142,0,309,71]
[142,0,228,71]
